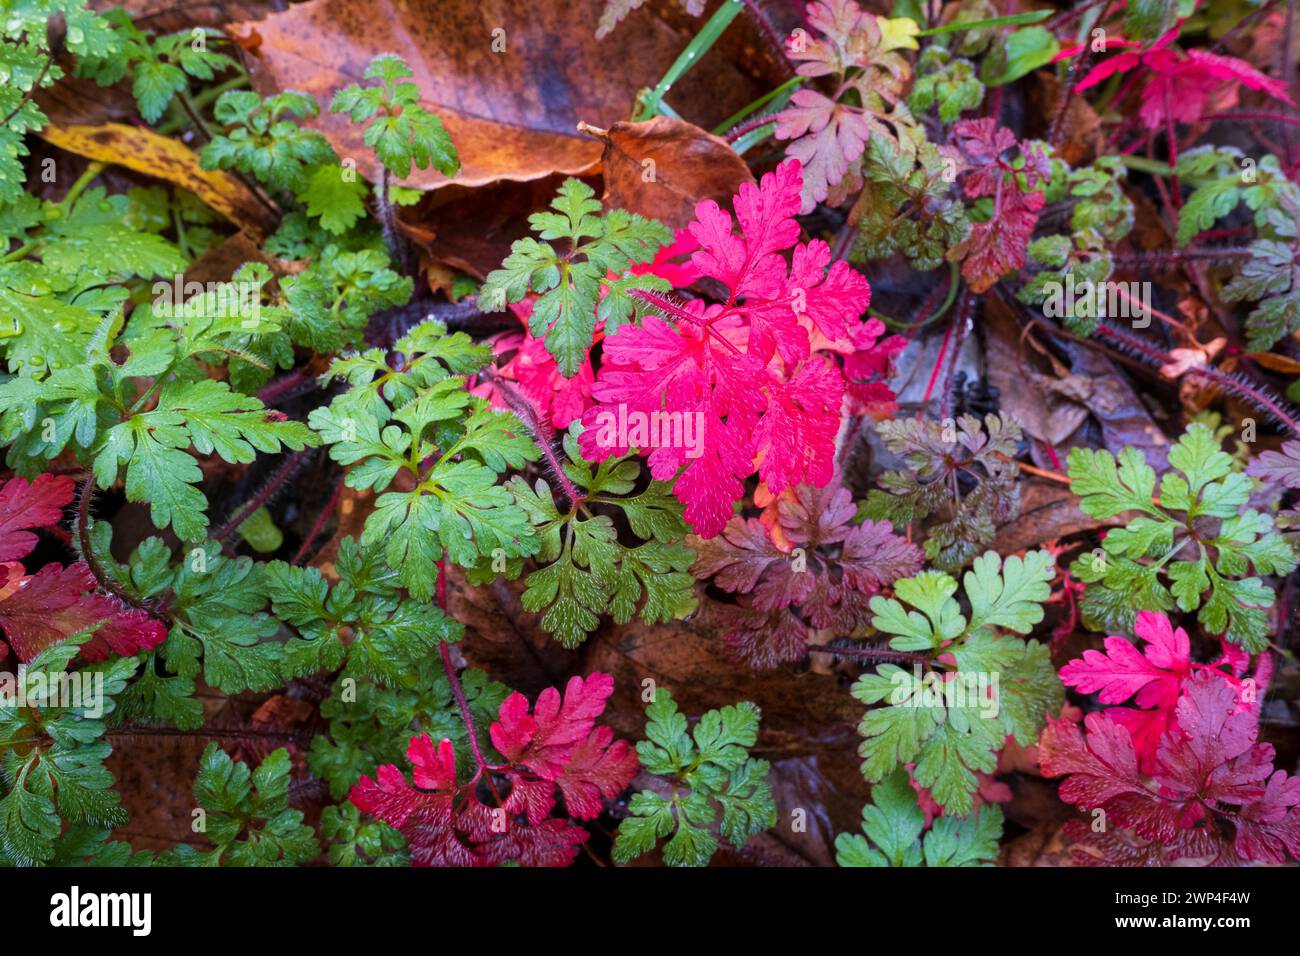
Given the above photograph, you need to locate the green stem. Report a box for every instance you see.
[60,161,106,210]
[176,90,213,142]
[1116,154,1173,178]
[1092,69,1125,115]
[876,262,961,331]
[635,0,745,121]
[916,9,1050,35]
[733,121,777,155]
[711,76,804,135]
[191,75,249,113]
[0,240,35,263]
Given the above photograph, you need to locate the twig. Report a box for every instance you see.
[992,452,1070,485]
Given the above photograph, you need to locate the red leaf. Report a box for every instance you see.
[1058,611,1252,773]
[0,473,75,563]
[754,356,842,495]
[692,475,921,667]
[1042,671,1300,863]
[1075,29,1293,129]
[0,561,166,663]
[949,188,1043,293]
[579,160,880,537]
[1061,611,1190,707]
[1234,772,1300,864]
[353,672,636,867]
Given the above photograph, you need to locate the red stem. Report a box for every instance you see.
[725,112,777,143]
[256,370,310,405]
[434,559,500,800]
[482,369,583,509]
[212,449,315,544]
[939,292,973,420]
[1111,248,1253,264]
[921,314,957,408]
[1164,87,1181,211]
[291,476,343,566]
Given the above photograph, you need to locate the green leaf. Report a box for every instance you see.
[841,768,924,867]
[175,744,319,866]
[980,26,1058,86]
[330,54,459,179]
[298,164,369,234]
[615,691,774,866]
[923,803,1003,866]
[481,179,670,376]
[1069,424,1294,647]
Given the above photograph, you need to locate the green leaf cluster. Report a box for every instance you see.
[474,425,696,647]
[311,319,537,602]
[266,536,463,685]
[308,662,509,800]
[850,126,970,272]
[861,413,1021,572]
[329,54,458,180]
[0,263,318,540]
[0,637,138,866]
[167,744,319,866]
[77,13,237,124]
[1068,423,1297,650]
[481,178,672,376]
[851,550,1062,815]
[836,767,1002,866]
[613,690,776,867]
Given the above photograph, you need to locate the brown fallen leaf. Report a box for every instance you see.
[991,478,1116,557]
[94,0,279,32]
[38,122,277,236]
[414,174,584,279]
[1060,340,1172,469]
[985,292,1090,447]
[232,0,780,190]
[1247,351,1300,377]
[582,116,754,230]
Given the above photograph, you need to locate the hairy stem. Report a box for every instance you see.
[481,369,583,509]
[74,475,161,613]
[434,561,503,804]
[1201,110,1300,128]
[212,449,316,544]
[1111,247,1253,264]
[810,641,932,666]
